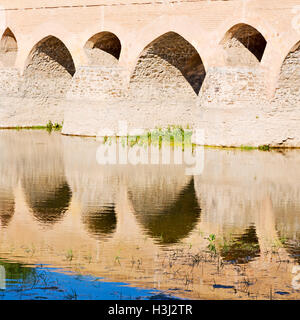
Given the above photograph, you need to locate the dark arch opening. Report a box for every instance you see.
[129,179,201,245]
[0,28,18,67]
[131,32,206,95]
[25,36,75,76]
[82,205,117,240]
[221,24,267,66]
[84,32,121,66]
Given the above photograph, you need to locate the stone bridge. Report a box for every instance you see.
[0,0,300,146]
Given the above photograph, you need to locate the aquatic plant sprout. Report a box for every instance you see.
[96,123,205,176]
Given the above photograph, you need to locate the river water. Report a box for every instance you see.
[0,130,299,300]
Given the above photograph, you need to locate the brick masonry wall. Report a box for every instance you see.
[196,65,300,147]
[0,0,300,146]
[273,44,300,110]
[60,55,300,146]
[63,32,206,136]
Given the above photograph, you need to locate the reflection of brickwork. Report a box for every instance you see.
[194,148,300,237]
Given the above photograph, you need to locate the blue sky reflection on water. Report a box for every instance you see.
[0,260,177,300]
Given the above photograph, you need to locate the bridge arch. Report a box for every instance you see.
[24,35,75,76]
[84,32,121,66]
[0,28,18,67]
[124,14,210,80]
[21,35,75,121]
[273,40,300,107]
[129,31,206,97]
[220,23,267,67]
[14,20,82,73]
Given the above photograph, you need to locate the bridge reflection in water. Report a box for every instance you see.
[0,131,300,299]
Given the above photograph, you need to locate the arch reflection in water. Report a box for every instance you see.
[275,204,300,264]
[16,131,72,226]
[0,190,14,228]
[129,179,201,244]
[220,225,260,264]
[82,205,117,240]
[283,238,300,264]
[25,182,72,226]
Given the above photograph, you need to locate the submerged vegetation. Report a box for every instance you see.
[218,227,260,264]
[65,249,74,262]
[198,227,261,264]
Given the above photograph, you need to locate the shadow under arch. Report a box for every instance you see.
[279,40,300,70]
[24,182,72,226]
[25,35,75,76]
[81,205,117,240]
[0,28,18,67]
[22,35,76,120]
[130,31,206,95]
[221,23,267,67]
[129,179,201,245]
[274,40,300,104]
[84,31,121,66]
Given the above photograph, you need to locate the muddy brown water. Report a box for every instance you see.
[0,130,299,300]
